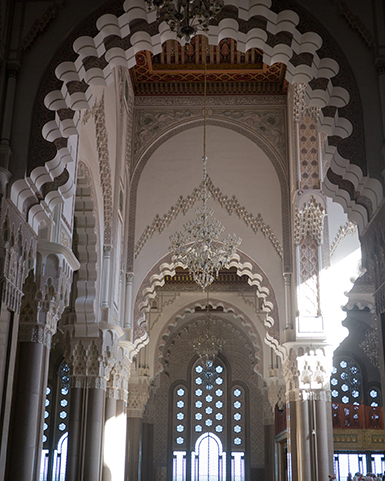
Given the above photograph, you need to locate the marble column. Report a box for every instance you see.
[264,423,275,480]
[296,392,312,481]
[66,387,84,481]
[126,417,143,481]
[84,388,106,481]
[141,421,154,481]
[103,398,127,481]
[5,340,49,481]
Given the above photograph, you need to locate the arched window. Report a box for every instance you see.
[172,356,247,481]
[39,359,70,481]
[330,357,362,405]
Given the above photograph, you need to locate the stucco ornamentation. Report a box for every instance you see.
[135,175,283,259]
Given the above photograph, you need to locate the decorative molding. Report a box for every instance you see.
[133,106,286,167]
[21,2,65,51]
[294,195,326,245]
[134,175,283,259]
[134,95,287,107]
[330,220,357,256]
[333,429,385,451]
[293,83,320,122]
[333,0,375,47]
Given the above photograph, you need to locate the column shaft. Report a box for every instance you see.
[286,397,298,481]
[66,387,84,481]
[264,423,275,481]
[103,397,127,481]
[315,398,333,480]
[5,341,48,481]
[126,417,143,481]
[84,388,105,481]
[296,396,311,481]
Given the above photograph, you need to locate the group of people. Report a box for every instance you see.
[347,473,385,480]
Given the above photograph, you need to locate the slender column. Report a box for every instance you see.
[285,394,299,481]
[101,246,112,309]
[296,392,312,481]
[124,272,134,329]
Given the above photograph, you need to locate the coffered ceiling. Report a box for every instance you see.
[130,36,287,96]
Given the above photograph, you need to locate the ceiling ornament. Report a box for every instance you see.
[169,37,241,291]
[145,0,224,43]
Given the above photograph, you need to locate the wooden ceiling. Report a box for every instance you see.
[130,36,287,96]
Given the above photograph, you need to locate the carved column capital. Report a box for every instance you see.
[18,241,79,347]
[106,346,132,401]
[66,338,115,390]
[283,346,333,401]
[127,377,150,418]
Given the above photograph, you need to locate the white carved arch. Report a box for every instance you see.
[153,298,265,379]
[132,249,284,358]
[11,1,383,231]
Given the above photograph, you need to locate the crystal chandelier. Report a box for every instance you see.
[169,38,241,291]
[145,0,224,43]
[192,295,224,389]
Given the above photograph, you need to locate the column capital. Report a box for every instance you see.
[106,345,132,401]
[127,377,150,418]
[18,241,79,347]
[66,338,115,390]
[283,345,333,398]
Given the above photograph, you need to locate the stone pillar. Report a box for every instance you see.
[102,346,130,481]
[4,241,78,481]
[65,387,84,481]
[267,372,286,481]
[5,340,48,481]
[65,334,115,481]
[126,417,143,481]
[283,348,334,481]
[141,421,154,481]
[125,378,150,481]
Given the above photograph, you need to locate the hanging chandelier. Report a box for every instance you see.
[169,37,241,291]
[191,294,224,389]
[145,0,224,43]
